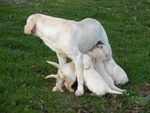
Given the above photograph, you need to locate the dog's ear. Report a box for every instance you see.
[24,18,35,34]
[83,61,90,70]
[105,53,111,61]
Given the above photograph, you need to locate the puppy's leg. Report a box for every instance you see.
[65,77,75,92]
[55,53,67,92]
[52,86,59,92]
[64,81,74,92]
[56,76,64,92]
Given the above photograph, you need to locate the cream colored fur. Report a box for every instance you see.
[24,14,112,96]
[91,47,125,92]
[97,44,129,85]
[83,54,122,96]
[45,61,76,92]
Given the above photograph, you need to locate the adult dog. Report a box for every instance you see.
[24,13,112,96]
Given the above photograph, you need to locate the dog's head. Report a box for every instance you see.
[97,44,111,61]
[24,14,41,34]
[92,47,102,58]
[91,47,109,61]
[85,51,96,63]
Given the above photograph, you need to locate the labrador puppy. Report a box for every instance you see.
[91,47,125,92]
[83,54,122,96]
[97,44,129,85]
[45,61,76,92]
[24,14,112,96]
[45,51,95,93]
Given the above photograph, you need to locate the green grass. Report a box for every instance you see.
[0,0,149,112]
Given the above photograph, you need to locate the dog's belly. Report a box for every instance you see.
[76,19,102,53]
[78,38,99,53]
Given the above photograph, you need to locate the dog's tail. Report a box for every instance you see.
[107,88,123,95]
[46,61,61,70]
[45,74,58,79]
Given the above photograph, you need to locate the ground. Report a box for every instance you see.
[0,0,149,113]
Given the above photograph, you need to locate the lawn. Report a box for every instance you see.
[0,0,149,112]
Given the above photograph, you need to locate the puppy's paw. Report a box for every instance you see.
[69,88,74,93]
[60,89,64,92]
[75,86,84,96]
[52,86,59,92]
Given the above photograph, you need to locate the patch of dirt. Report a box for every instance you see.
[1,0,26,4]
[139,83,150,95]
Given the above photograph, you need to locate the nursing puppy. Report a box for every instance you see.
[45,61,76,92]
[45,51,95,93]
[97,44,129,85]
[92,47,125,92]
[24,14,112,96]
[83,54,122,96]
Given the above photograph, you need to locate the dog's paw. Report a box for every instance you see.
[60,89,64,92]
[69,88,74,93]
[75,86,84,96]
[52,86,59,92]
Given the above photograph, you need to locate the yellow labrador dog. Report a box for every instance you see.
[24,13,112,96]
[97,44,129,85]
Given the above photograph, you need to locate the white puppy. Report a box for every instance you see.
[45,61,76,92]
[83,54,122,96]
[45,51,96,93]
[24,14,112,96]
[97,44,129,85]
[91,47,125,92]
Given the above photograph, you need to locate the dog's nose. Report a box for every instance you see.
[24,25,31,34]
[24,25,28,34]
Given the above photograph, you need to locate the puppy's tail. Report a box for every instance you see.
[47,61,61,70]
[107,88,123,95]
[45,74,58,79]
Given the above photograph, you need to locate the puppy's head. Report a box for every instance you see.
[92,47,102,58]
[24,14,38,34]
[85,51,95,63]
[97,44,111,60]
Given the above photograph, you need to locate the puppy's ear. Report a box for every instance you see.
[105,54,111,60]
[24,19,35,34]
[83,61,90,70]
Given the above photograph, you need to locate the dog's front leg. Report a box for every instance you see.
[71,53,84,96]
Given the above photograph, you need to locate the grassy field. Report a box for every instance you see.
[0,0,149,112]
